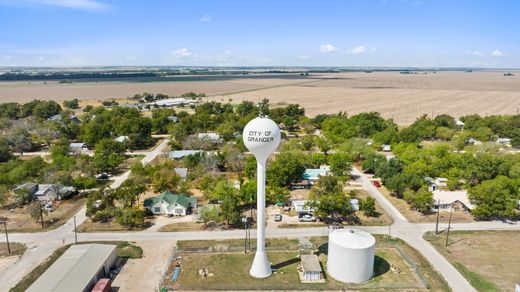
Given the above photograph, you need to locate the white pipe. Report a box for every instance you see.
[249,160,271,278]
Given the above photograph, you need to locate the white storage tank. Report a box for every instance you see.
[327,228,375,283]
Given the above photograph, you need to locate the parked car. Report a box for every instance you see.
[96,173,110,180]
[299,214,317,222]
[274,213,282,222]
[283,206,291,212]
[372,181,381,187]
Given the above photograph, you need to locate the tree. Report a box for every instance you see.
[0,186,9,206]
[63,99,79,109]
[198,205,220,226]
[360,197,377,217]
[13,188,32,206]
[92,139,125,172]
[73,176,97,194]
[468,176,519,219]
[404,187,433,214]
[152,168,180,193]
[239,180,257,204]
[267,151,306,187]
[219,185,241,226]
[30,202,47,223]
[308,176,352,222]
[116,179,146,208]
[328,152,352,178]
[0,137,12,162]
[7,126,33,156]
[266,186,290,204]
[116,207,145,227]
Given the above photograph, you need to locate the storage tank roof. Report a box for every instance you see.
[329,228,375,249]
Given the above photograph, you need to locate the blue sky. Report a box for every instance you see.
[0,0,519,67]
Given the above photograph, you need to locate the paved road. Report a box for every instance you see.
[0,139,170,291]
[2,151,520,291]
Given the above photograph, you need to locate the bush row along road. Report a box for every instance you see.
[2,143,520,291]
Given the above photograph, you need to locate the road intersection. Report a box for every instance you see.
[1,144,519,291]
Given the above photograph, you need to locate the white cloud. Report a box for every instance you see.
[173,48,192,58]
[2,0,112,11]
[465,50,485,57]
[298,54,309,60]
[347,46,367,54]
[319,44,337,53]
[491,49,504,57]
[200,14,212,22]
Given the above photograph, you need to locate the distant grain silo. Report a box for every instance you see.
[327,228,375,283]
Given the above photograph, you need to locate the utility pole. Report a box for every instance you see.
[435,199,440,234]
[73,215,78,244]
[1,219,10,254]
[445,209,453,247]
[40,204,44,229]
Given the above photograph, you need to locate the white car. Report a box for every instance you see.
[299,214,316,222]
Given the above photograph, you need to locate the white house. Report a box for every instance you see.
[291,199,315,214]
[114,136,129,143]
[168,150,202,159]
[144,192,197,216]
[69,142,89,155]
[153,98,196,107]
[496,137,512,146]
[433,190,474,211]
[197,133,221,143]
[33,184,75,201]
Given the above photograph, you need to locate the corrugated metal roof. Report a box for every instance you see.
[27,244,116,292]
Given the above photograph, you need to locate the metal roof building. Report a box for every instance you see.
[27,244,117,292]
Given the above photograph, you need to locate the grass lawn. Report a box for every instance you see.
[167,236,450,291]
[77,218,153,232]
[158,222,204,232]
[0,242,25,257]
[10,241,142,292]
[0,196,86,232]
[425,230,520,292]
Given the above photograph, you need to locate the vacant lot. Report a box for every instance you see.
[425,230,520,292]
[165,236,449,291]
[2,71,519,124]
[0,196,86,232]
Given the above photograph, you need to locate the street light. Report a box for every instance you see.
[0,217,10,254]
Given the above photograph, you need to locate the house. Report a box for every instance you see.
[13,182,38,197]
[299,255,323,282]
[48,114,81,124]
[496,137,512,146]
[114,136,129,143]
[197,133,221,143]
[168,150,202,159]
[153,98,196,107]
[303,166,330,184]
[168,115,179,122]
[291,199,314,214]
[144,192,197,216]
[174,167,188,180]
[382,144,392,152]
[33,184,75,201]
[455,119,465,127]
[290,180,311,190]
[432,190,474,211]
[466,137,482,146]
[69,142,88,154]
[426,177,448,191]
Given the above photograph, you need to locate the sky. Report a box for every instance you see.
[0,0,519,67]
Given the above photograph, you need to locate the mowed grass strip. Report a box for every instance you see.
[425,230,520,292]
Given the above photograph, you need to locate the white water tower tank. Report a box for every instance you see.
[327,228,375,283]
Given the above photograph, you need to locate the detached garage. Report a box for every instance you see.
[27,244,117,292]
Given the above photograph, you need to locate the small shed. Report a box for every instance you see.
[300,254,323,282]
[174,168,188,179]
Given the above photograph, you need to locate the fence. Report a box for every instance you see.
[157,247,176,292]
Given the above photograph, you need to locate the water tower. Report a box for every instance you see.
[243,116,281,278]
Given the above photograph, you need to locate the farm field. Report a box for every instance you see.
[425,230,520,292]
[2,71,520,124]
